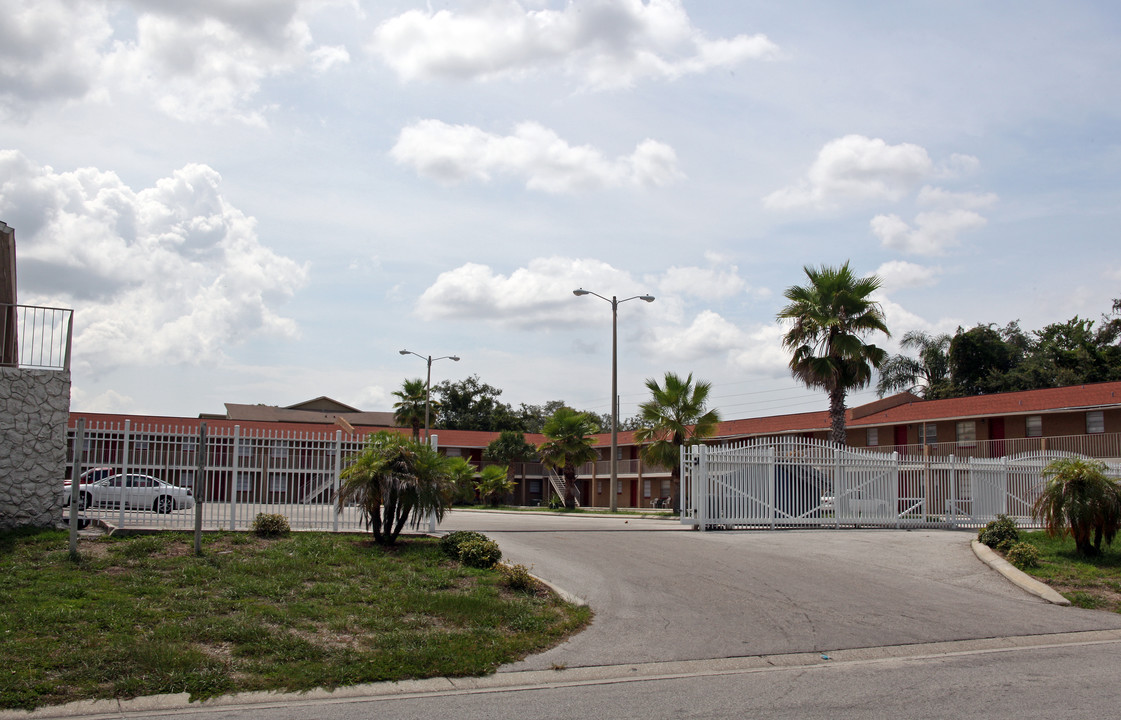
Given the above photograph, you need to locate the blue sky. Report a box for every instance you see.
[2,1,1119,422]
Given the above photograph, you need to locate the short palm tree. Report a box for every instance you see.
[336,432,452,545]
[1033,457,1121,557]
[538,407,600,509]
[633,372,720,504]
[393,378,432,441]
[476,464,516,506]
[777,262,890,444]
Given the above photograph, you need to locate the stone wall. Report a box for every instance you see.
[0,367,70,530]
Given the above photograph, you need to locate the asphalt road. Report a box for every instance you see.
[435,511,1121,670]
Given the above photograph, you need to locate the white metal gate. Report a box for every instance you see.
[681,437,1121,531]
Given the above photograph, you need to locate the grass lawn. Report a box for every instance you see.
[1006,530,1121,612]
[0,528,591,712]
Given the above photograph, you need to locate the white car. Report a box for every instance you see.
[64,473,194,514]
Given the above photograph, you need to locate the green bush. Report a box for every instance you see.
[978,514,1019,551]
[499,563,537,593]
[251,513,291,538]
[439,530,489,559]
[458,539,502,569]
[1006,541,1041,569]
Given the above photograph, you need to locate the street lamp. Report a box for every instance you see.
[399,349,460,444]
[572,288,655,512]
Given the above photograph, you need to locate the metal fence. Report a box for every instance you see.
[65,420,389,531]
[1,303,73,370]
[681,436,1121,531]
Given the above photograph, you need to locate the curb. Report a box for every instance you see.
[971,539,1070,606]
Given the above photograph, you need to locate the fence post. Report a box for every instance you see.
[194,423,206,555]
[427,434,439,532]
[119,419,131,528]
[69,418,85,560]
[230,425,240,531]
[834,445,841,530]
[332,430,342,533]
[949,454,957,530]
[697,444,708,531]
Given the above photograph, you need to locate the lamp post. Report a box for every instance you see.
[399,349,460,444]
[572,288,655,512]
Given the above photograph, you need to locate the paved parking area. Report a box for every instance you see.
[436,511,1121,671]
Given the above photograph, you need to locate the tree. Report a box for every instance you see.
[433,375,521,431]
[633,372,720,502]
[392,378,431,440]
[516,400,569,433]
[537,407,600,509]
[777,262,890,444]
[876,331,952,399]
[335,432,452,545]
[1032,457,1121,557]
[444,455,479,505]
[475,464,516,506]
[484,430,537,488]
[947,324,1020,395]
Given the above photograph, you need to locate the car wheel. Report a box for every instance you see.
[78,492,92,512]
[154,496,174,514]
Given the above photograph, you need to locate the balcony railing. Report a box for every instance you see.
[867,432,1121,462]
[1,303,74,371]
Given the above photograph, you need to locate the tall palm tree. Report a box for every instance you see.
[1033,457,1121,557]
[537,407,600,509]
[392,378,432,441]
[876,330,952,399]
[336,431,452,545]
[777,262,890,445]
[633,372,720,504]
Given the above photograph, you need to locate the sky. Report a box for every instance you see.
[2,0,1120,423]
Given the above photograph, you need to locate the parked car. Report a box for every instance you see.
[62,473,194,513]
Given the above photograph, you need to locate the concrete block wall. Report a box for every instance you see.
[0,367,70,530]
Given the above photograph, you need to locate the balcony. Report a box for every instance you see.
[1,303,74,371]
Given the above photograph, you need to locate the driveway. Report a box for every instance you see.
[436,511,1121,671]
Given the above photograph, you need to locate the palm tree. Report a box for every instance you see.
[336,432,452,545]
[633,372,720,508]
[876,331,952,399]
[392,378,431,441]
[537,407,600,509]
[475,464,516,506]
[777,262,890,444]
[1033,457,1121,557]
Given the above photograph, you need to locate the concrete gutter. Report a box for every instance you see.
[971,539,1071,606]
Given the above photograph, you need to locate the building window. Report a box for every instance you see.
[270,441,288,458]
[1025,415,1042,438]
[529,480,541,494]
[921,424,937,445]
[236,473,253,492]
[597,480,603,494]
[1087,411,1105,434]
[269,473,286,493]
[956,421,976,444]
[661,480,671,497]
[866,428,879,446]
[643,480,652,498]
[238,443,253,457]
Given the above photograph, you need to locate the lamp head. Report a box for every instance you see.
[398,349,409,355]
[639,295,655,303]
[573,289,590,296]
[450,356,461,362]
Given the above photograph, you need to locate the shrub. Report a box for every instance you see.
[440,530,489,559]
[978,514,1019,551]
[251,513,290,538]
[499,563,538,593]
[1006,541,1041,569]
[458,538,502,569]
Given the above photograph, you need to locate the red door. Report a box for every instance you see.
[893,425,908,449]
[990,418,1005,458]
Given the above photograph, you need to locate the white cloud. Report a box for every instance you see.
[764,135,934,210]
[0,150,308,367]
[650,261,747,301]
[416,257,647,326]
[391,120,681,192]
[874,260,941,293]
[1,1,350,123]
[871,208,988,255]
[647,310,745,361]
[370,0,778,88]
